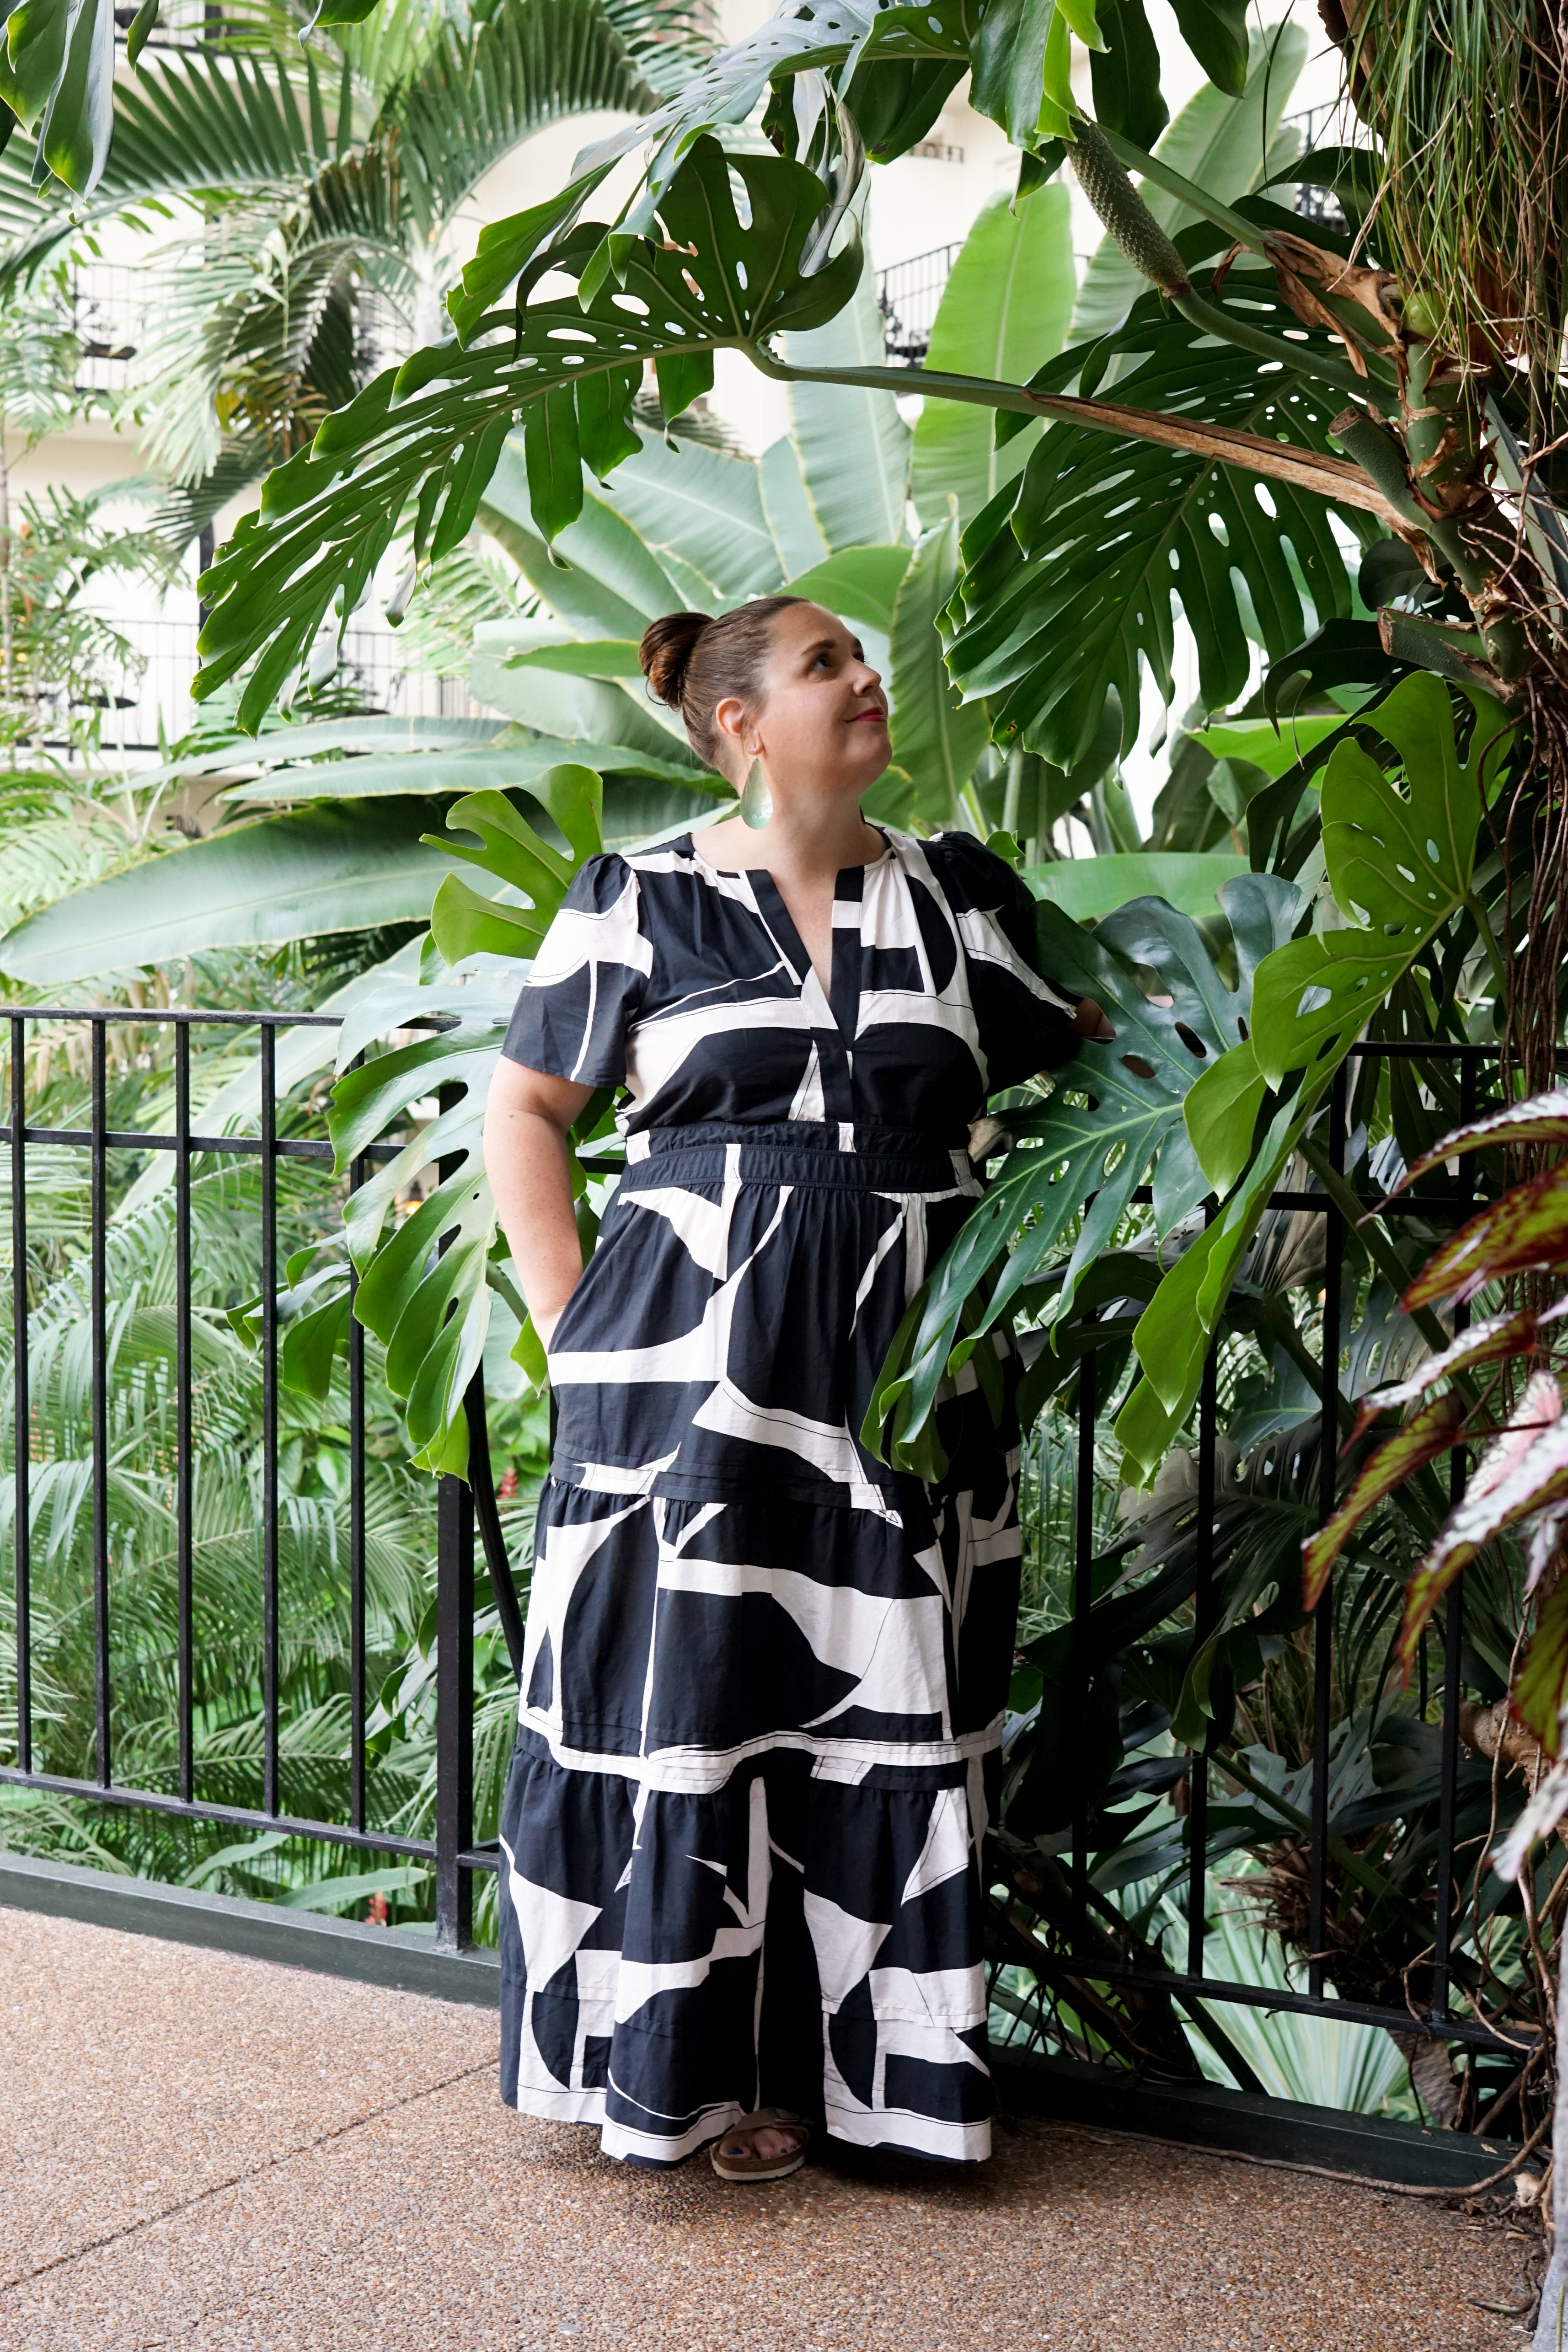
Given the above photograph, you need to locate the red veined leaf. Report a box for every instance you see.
[1302,1390,1466,1613]
[1525,1504,1568,1598]
[1397,1399,1568,1674]
[1401,1166,1568,1309]
[1511,1579,1568,1759]
[1468,1372,1563,1504]
[1347,1302,1567,1440]
[1375,1086,1568,1204]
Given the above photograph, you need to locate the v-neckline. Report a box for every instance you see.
[749,869,845,1034]
[687,830,890,1047]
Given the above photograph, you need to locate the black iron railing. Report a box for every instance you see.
[875,243,963,365]
[0,1006,526,1950]
[0,1011,1531,2085]
[1035,1040,1511,2061]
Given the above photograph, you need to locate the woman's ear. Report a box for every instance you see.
[712,693,753,784]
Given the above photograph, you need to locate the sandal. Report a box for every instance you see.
[709,2107,809,2183]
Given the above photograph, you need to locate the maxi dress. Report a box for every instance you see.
[496,824,1079,2166]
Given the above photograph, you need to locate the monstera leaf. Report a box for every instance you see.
[195,139,862,731]
[446,0,974,338]
[1112,674,1515,1482]
[863,873,1298,1477]
[944,237,1375,769]
[311,763,610,1473]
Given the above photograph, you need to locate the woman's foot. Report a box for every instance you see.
[717,2121,803,2164]
[708,2108,810,2181]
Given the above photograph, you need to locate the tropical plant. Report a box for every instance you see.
[0,945,559,1929]
[0,0,721,544]
[172,0,1566,1074]
[13,0,1568,2175]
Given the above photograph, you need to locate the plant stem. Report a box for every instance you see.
[1095,126,1269,258]
[755,355,1405,526]
[1465,895,1511,1005]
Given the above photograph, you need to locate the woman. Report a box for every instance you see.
[485,596,1101,2182]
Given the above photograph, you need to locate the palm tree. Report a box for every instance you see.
[0,0,720,546]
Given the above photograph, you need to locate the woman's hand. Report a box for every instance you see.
[1073,995,1115,1040]
[483,1058,596,1350]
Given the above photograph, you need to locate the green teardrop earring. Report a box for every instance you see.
[739,756,772,830]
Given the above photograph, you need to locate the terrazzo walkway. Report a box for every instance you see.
[1,1904,1538,2352]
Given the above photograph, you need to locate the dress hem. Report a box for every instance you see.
[499,2084,994,2168]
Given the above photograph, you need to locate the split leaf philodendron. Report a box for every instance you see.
[194,138,863,732]
[311,763,613,1475]
[865,673,1514,1491]
[1115,673,1512,1481]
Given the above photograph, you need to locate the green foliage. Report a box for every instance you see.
[879,514,988,827]
[946,236,1373,769]
[1081,675,1509,1482]
[781,278,911,552]
[1243,675,1510,1091]
[195,138,862,729]
[0,796,466,984]
[910,183,1076,533]
[319,763,607,1472]
[966,0,1081,151]
[1028,850,1247,922]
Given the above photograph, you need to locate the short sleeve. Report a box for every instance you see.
[500,852,651,1089]
[924,832,1081,1090]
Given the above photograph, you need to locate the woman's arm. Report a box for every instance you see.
[484,1056,594,1350]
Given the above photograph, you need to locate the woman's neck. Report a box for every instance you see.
[698,798,883,877]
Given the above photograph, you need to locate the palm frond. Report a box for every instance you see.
[0,48,337,285]
[597,0,723,98]
[389,0,658,251]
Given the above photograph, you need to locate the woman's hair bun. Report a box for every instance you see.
[639,611,711,710]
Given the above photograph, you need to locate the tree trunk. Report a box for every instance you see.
[1533,1931,1568,2350]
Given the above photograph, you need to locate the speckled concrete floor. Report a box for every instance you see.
[1,1906,1537,2352]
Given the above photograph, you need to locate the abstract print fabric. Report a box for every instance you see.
[496,827,1078,2166]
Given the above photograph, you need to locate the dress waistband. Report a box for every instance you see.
[618,1120,979,1195]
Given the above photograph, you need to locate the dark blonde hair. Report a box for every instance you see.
[638,598,807,771]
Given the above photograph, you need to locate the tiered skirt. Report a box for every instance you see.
[497,1123,1022,2165]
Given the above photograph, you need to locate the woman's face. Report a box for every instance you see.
[714,604,889,801]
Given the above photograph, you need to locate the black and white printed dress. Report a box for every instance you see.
[496,825,1078,2166]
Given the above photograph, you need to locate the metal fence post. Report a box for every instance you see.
[1070,1351,1095,1952]
[90,1016,110,1787]
[10,1017,29,1774]
[435,1468,475,1951]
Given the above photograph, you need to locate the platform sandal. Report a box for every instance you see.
[709,2108,810,2183]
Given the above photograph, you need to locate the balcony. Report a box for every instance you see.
[2,1892,1531,2348]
